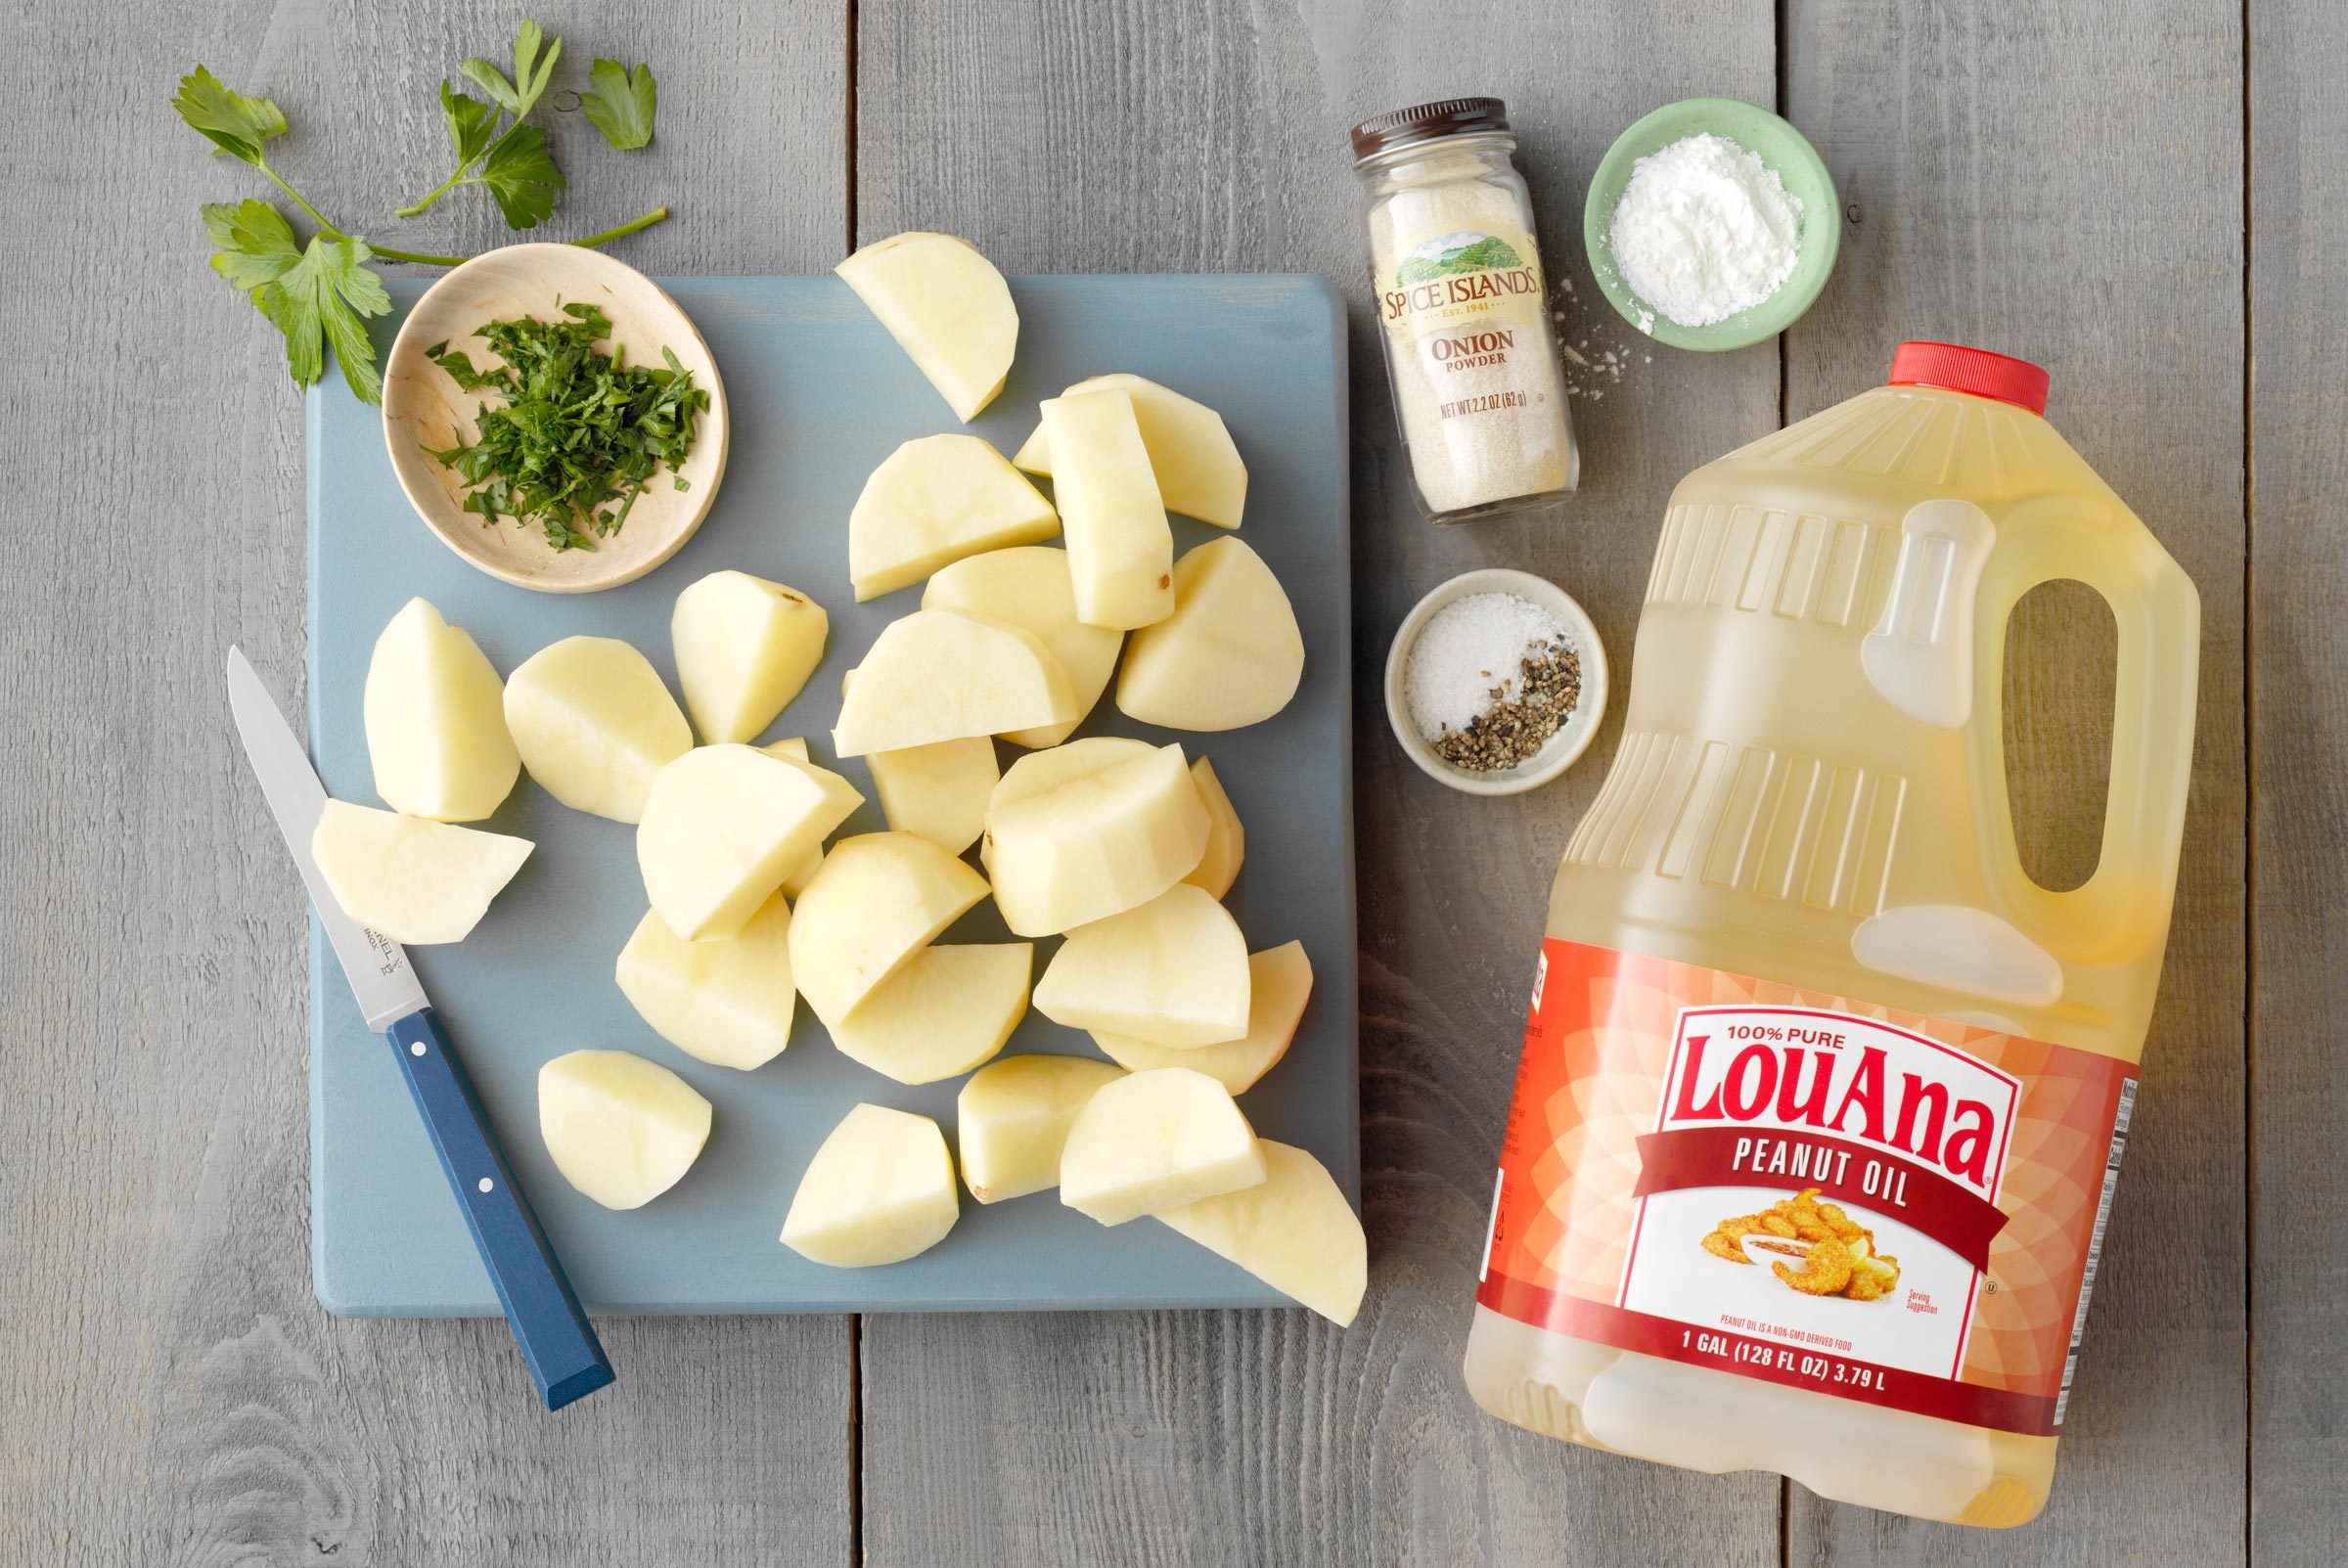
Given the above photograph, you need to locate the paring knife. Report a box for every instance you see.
[227,647,614,1411]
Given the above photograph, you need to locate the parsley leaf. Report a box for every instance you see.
[477,126,565,230]
[579,60,656,151]
[460,18,560,119]
[171,67,288,163]
[438,80,501,166]
[424,306,708,550]
[205,202,390,403]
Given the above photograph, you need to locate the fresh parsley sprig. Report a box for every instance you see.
[175,21,669,404]
[425,303,708,552]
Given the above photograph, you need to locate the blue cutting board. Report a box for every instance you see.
[306,274,1356,1314]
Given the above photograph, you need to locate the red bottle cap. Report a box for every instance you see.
[1887,341,2050,416]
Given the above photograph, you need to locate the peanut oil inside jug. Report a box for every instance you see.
[1463,343,2198,1527]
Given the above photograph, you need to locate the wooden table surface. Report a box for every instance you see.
[1,2,2327,1563]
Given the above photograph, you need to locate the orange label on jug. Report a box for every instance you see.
[1476,940,2135,1436]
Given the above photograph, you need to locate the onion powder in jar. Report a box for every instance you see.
[1352,98,1580,524]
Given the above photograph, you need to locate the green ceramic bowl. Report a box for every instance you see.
[1582,97,1838,352]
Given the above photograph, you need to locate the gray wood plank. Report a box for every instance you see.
[0,4,853,1563]
[855,3,1784,1564]
[1784,0,2248,1559]
[2248,2,2348,1562]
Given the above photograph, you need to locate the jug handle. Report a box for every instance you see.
[1964,496,2200,967]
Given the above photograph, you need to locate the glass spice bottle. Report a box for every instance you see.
[1351,98,1579,524]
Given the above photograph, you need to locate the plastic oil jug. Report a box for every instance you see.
[1464,343,2198,1526]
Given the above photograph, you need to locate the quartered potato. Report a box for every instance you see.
[868,735,998,856]
[832,942,1032,1085]
[1015,373,1246,530]
[786,831,990,1029]
[635,744,863,941]
[672,570,829,744]
[1156,1140,1366,1324]
[363,597,520,822]
[504,635,691,824]
[1182,755,1244,898]
[782,1103,961,1267]
[849,434,1058,601]
[538,1049,713,1211]
[311,799,532,945]
[761,737,828,896]
[1059,1067,1267,1226]
[835,232,1017,422]
[614,894,797,1071]
[956,1054,1125,1204]
[923,547,1125,747]
[1092,941,1311,1095]
[1033,883,1250,1048]
[982,740,1208,937]
[1040,388,1174,630]
[1116,537,1303,731]
[831,609,1076,756]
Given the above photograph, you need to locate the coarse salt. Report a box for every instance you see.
[1607,132,1804,330]
[1405,592,1571,740]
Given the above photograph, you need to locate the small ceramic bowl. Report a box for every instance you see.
[1581,97,1839,353]
[383,244,730,594]
[1383,568,1609,797]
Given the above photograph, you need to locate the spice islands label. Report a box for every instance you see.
[1376,223,1553,420]
[1477,940,2136,1436]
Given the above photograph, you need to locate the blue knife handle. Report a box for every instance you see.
[384,1008,614,1411]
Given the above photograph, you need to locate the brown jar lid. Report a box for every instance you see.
[1349,98,1510,161]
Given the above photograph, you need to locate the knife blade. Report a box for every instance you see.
[227,647,614,1411]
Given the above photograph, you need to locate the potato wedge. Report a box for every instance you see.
[923,547,1125,747]
[1059,1067,1266,1226]
[1156,1140,1366,1324]
[363,598,519,822]
[782,1103,961,1267]
[849,434,1059,601]
[538,1049,712,1211]
[504,635,692,823]
[672,570,829,744]
[1014,374,1245,529]
[1041,388,1174,629]
[636,745,863,941]
[835,232,1016,422]
[1033,884,1249,1048]
[614,894,796,1071]
[762,738,827,896]
[1116,537,1303,731]
[831,609,1076,756]
[956,1054,1124,1204]
[787,831,990,1029]
[1093,942,1311,1095]
[311,800,531,945]
[982,740,1208,936]
[833,943,1031,1085]
[869,736,998,856]
[1182,755,1244,898]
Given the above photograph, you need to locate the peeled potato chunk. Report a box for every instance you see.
[538,1049,713,1211]
[1059,1067,1266,1226]
[1034,883,1250,1047]
[782,1103,961,1267]
[831,609,1076,756]
[1182,756,1245,898]
[636,745,863,941]
[311,800,532,945]
[1116,537,1303,731]
[1041,389,1174,630]
[761,738,828,897]
[363,598,520,822]
[787,831,991,1029]
[1014,374,1246,530]
[923,547,1125,747]
[503,636,692,824]
[850,435,1059,602]
[835,231,1016,422]
[1094,942,1312,1095]
[834,943,1031,1085]
[672,570,829,744]
[983,740,1208,936]
[1156,1140,1366,1324]
[869,736,998,856]
[956,1054,1125,1204]
[615,894,796,1071]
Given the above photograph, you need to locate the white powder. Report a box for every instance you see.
[1607,133,1804,329]
[1405,592,1570,739]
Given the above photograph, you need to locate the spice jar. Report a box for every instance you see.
[1351,99,1579,524]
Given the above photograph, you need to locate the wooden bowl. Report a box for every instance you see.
[382,244,729,593]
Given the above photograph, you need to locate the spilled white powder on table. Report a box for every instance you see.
[1405,592,1570,740]
[1607,132,1804,329]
